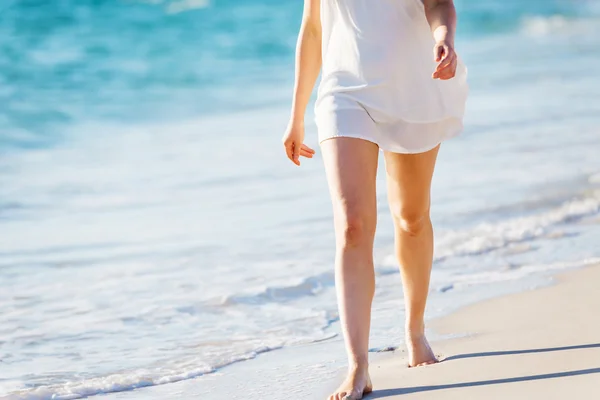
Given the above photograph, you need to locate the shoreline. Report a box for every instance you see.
[97,262,600,400]
[357,263,600,399]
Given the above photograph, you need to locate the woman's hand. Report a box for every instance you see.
[432,40,457,80]
[282,121,315,166]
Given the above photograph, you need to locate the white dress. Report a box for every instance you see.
[315,0,468,153]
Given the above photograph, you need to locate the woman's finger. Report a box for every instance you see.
[437,62,457,80]
[301,144,316,154]
[437,68,456,80]
[292,142,300,159]
[434,43,448,63]
[283,142,293,161]
[436,52,456,71]
[283,141,299,165]
[292,142,302,163]
[438,71,455,80]
[433,54,456,79]
[300,149,314,158]
[436,60,456,77]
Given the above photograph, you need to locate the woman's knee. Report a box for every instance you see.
[392,208,430,237]
[334,205,375,248]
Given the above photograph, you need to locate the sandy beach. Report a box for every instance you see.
[358,264,600,399]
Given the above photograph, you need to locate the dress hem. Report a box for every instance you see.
[316,117,464,154]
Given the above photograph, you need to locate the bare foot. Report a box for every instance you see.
[406,333,438,367]
[328,365,373,400]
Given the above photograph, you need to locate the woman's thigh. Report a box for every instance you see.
[383,146,440,226]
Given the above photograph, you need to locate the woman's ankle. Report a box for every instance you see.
[405,320,426,338]
[347,356,369,371]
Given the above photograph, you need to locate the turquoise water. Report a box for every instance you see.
[1,1,600,399]
[2,0,597,149]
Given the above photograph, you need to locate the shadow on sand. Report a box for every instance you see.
[367,343,600,398]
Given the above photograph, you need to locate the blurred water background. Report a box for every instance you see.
[1,0,600,398]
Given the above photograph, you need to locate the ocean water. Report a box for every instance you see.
[1,0,600,399]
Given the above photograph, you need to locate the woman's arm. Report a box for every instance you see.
[282,0,321,166]
[423,0,458,80]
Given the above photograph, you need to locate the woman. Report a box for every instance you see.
[282,0,467,398]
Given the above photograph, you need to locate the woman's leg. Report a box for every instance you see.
[383,145,440,367]
[321,137,379,400]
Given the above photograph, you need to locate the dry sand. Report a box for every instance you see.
[362,265,600,399]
